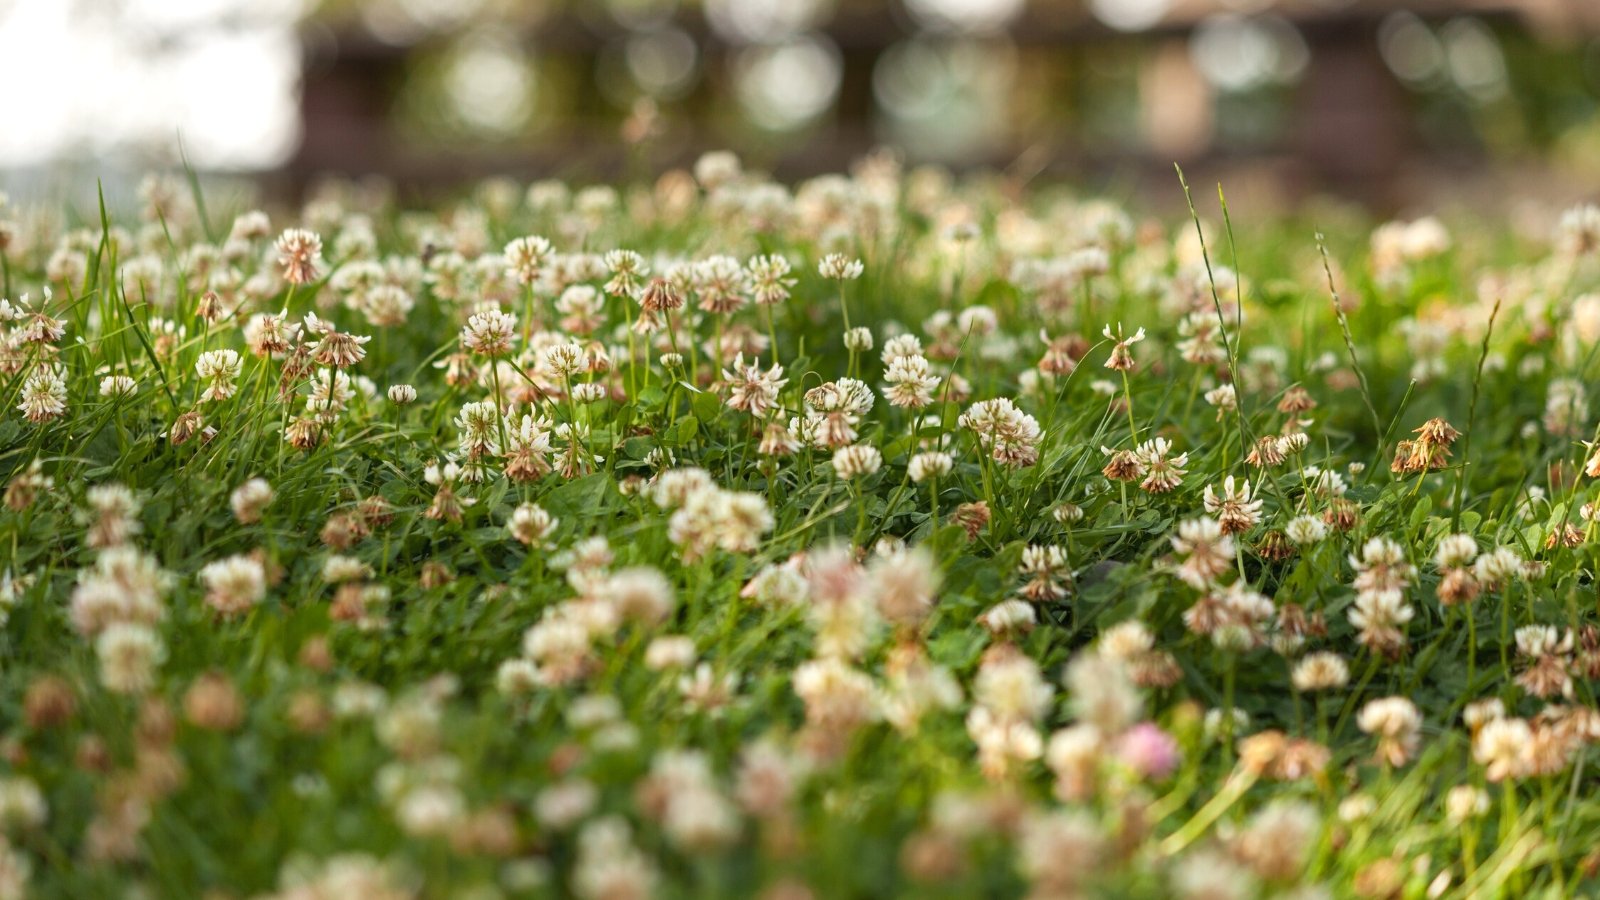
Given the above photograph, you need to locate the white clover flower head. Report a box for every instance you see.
[1204,384,1237,410]
[195,349,242,402]
[1284,515,1327,546]
[1434,533,1479,569]
[99,374,137,398]
[504,235,553,284]
[832,444,882,480]
[693,150,742,190]
[230,477,275,524]
[96,622,166,694]
[541,342,587,376]
[843,326,873,352]
[17,365,67,423]
[907,451,953,483]
[818,253,864,280]
[199,554,267,616]
[1292,652,1349,692]
[460,309,518,357]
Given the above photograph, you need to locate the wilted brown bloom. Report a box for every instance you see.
[451,807,521,857]
[901,829,967,882]
[1128,650,1182,688]
[276,343,316,400]
[1277,385,1317,414]
[309,327,370,369]
[1237,730,1287,777]
[1246,435,1286,468]
[1038,333,1087,376]
[167,410,204,445]
[284,415,323,450]
[1393,418,1459,474]
[275,228,323,285]
[1256,530,1294,561]
[183,673,243,731]
[320,511,370,550]
[639,277,684,313]
[1546,524,1584,549]
[4,462,51,511]
[953,501,991,541]
[86,787,151,862]
[1436,568,1479,606]
[1577,627,1600,679]
[1101,449,1143,482]
[287,691,331,734]
[298,636,334,672]
[358,495,395,529]
[1414,417,1460,446]
[24,675,77,729]
[134,744,187,798]
[419,561,455,588]
[1352,857,1404,899]
[329,584,369,623]
[195,290,222,323]
[1275,739,1332,781]
[77,736,112,773]
[1323,498,1359,532]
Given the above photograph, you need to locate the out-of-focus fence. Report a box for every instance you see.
[287,0,1600,204]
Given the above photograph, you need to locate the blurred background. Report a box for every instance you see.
[4,0,1600,211]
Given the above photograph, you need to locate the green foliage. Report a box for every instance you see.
[0,169,1597,898]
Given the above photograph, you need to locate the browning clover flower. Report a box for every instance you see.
[275,228,323,285]
[1134,437,1187,493]
[721,355,786,418]
[303,313,371,368]
[1203,476,1261,533]
[1102,323,1145,372]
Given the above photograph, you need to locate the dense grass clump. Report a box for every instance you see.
[3,157,1600,897]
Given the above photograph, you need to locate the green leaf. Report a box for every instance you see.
[690,390,722,424]
[668,415,700,445]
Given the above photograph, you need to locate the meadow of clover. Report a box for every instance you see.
[3,153,1600,898]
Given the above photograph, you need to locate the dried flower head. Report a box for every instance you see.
[275,228,323,285]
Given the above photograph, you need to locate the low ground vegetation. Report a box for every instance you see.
[3,155,1600,897]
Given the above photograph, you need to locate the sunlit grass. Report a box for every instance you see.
[1,162,1599,897]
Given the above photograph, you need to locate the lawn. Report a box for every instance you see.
[2,156,1599,897]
